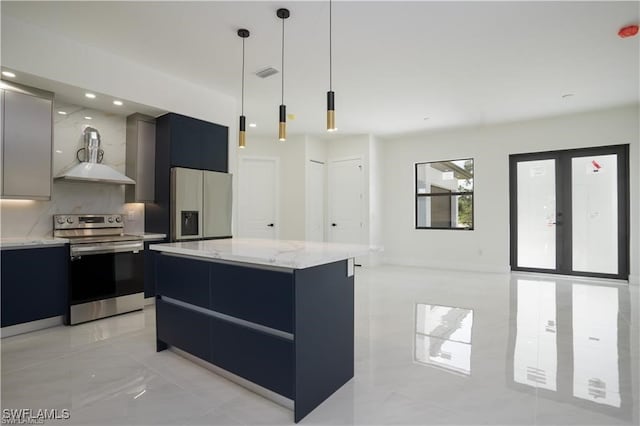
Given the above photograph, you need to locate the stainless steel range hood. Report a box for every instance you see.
[55,127,135,185]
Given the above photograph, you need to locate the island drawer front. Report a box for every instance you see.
[211,317,294,399]
[209,262,294,333]
[157,299,212,362]
[156,255,210,309]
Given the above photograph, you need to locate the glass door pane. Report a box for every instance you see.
[571,155,618,274]
[517,160,556,269]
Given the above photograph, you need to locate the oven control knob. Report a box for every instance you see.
[66,217,74,224]
[115,216,122,223]
[108,217,114,223]
[56,217,66,225]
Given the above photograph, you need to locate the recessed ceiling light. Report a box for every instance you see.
[561,93,574,98]
[1,71,16,78]
[249,123,257,128]
[85,93,96,99]
[57,111,67,115]
[55,150,63,154]
[113,100,123,106]
[84,116,92,120]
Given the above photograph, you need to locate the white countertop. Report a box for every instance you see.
[0,237,69,249]
[0,232,165,249]
[149,238,375,269]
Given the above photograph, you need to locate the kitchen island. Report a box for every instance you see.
[149,238,371,422]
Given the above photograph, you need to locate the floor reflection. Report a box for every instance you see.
[509,276,632,419]
[414,304,473,375]
[573,284,620,407]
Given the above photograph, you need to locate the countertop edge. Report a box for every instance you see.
[149,244,368,270]
[0,239,69,250]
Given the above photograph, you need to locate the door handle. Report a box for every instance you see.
[331,223,337,227]
[267,223,274,227]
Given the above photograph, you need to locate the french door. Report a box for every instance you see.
[509,145,629,280]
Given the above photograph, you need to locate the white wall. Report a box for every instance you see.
[0,105,146,237]
[381,105,639,282]
[305,136,329,241]
[0,15,237,237]
[369,135,384,264]
[235,133,380,250]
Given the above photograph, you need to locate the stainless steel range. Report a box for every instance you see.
[54,214,144,325]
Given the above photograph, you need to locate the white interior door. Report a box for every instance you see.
[306,160,325,241]
[328,158,363,244]
[238,157,278,239]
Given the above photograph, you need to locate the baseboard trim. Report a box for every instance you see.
[170,346,294,410]
[514,271,629,285]
[1,316,64,338]
[382,257,510,274]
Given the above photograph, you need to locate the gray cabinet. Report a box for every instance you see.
[125,113,156,202]
[1,83,54,200]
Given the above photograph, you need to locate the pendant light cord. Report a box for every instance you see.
[329,0,332,91]
[281,17,285,105]
[241,37,245,116]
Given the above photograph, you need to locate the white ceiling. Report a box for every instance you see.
[3,1,639,137]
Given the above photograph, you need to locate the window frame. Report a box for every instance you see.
[414,158,475,230]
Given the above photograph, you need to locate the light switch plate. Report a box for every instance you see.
[347,258,354,277]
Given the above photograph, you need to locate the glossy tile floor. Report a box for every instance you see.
[1,266,638,425]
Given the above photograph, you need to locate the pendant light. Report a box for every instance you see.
[238,28,250,149]
[277,8,290,141]
[327,0,337,132]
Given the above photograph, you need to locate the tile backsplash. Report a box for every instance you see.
[0,105,145,238]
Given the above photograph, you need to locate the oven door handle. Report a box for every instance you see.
[71,242,144,258]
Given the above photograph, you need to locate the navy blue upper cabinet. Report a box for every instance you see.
[1,246,68,327]
[201,121,228,172]
[169,114,202,170]
[159,113,228,172]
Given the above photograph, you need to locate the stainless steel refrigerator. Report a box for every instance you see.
[170,167,232,241]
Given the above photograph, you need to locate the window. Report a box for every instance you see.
[415,158,474,229]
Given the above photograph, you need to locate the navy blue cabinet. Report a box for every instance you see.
[169,114,202,170]
[143,241,162,298]
[210,263,293,333]
[156,254,210,308]
[200,121,228,173]
[157,299,212,362]
[160,113,228,172]
[1,246,68,327]
[211,317,294,399]
[146,113,228,236]
[154,252,355,423]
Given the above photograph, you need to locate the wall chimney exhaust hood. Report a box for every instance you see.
[55,126,135,185]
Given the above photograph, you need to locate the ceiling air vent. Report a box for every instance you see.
[256,67,279,78]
